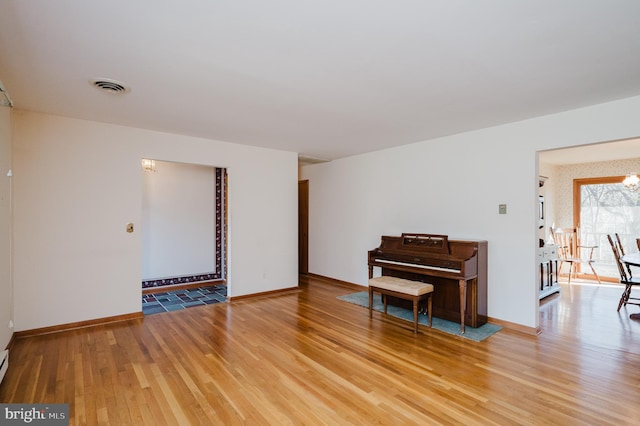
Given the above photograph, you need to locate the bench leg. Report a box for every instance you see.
[413,298,419,333]
[368,286,433,333]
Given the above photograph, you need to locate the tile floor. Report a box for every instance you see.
[142,284,227,315]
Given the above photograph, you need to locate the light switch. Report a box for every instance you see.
[499,204,507,214]
[126,223,134,233]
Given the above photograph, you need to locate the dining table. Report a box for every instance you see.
[621,252,640,268]
[620,252,640,320]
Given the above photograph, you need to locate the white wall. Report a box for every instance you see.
[300,95,640,329]
[0,107,11,349]
[141,161,215,280]
[12,111,298,331]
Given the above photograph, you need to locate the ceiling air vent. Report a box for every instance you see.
[90,78,130,94]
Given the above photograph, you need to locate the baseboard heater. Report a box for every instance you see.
[0,350,8,384]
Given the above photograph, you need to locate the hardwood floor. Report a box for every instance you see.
[2,275,640,425]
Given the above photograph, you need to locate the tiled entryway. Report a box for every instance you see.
[142,284,227,315]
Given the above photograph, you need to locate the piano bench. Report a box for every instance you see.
[368,276,433,333]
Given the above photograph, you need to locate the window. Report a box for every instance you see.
[574,176,640,279]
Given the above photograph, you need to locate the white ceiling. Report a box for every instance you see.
[1,1,640,161]
[539,138,640,166]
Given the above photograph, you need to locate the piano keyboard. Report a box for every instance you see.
[373,258,460,274]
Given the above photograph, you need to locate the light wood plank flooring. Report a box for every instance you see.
[2,275,640,425]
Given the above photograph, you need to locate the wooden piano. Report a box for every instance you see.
[368,233,487,333]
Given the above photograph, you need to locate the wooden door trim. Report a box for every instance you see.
[298,180,309,274]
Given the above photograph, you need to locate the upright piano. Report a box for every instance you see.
[368,233,487,332]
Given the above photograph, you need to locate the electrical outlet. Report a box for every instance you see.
[8,320,13,329]
[499,204,507,214]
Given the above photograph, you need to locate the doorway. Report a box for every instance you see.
[539,139,640,287]
[298,180,308,274]
[141,160,227,293]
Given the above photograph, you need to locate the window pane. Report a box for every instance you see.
[580,183,640,278]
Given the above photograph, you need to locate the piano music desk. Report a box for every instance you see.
[368,276,434,333]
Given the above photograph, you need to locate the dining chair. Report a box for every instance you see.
[607,234,640,311]
[550,227,601,285]
[614,233,633,276]
[615,233,626,255]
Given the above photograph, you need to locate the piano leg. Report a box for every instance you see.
[459,279,467,334]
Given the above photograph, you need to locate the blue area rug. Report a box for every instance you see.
[338,291,501,342]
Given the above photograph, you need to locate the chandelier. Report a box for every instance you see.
[623,173,640,191]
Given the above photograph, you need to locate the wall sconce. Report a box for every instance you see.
[141,159,156,172]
